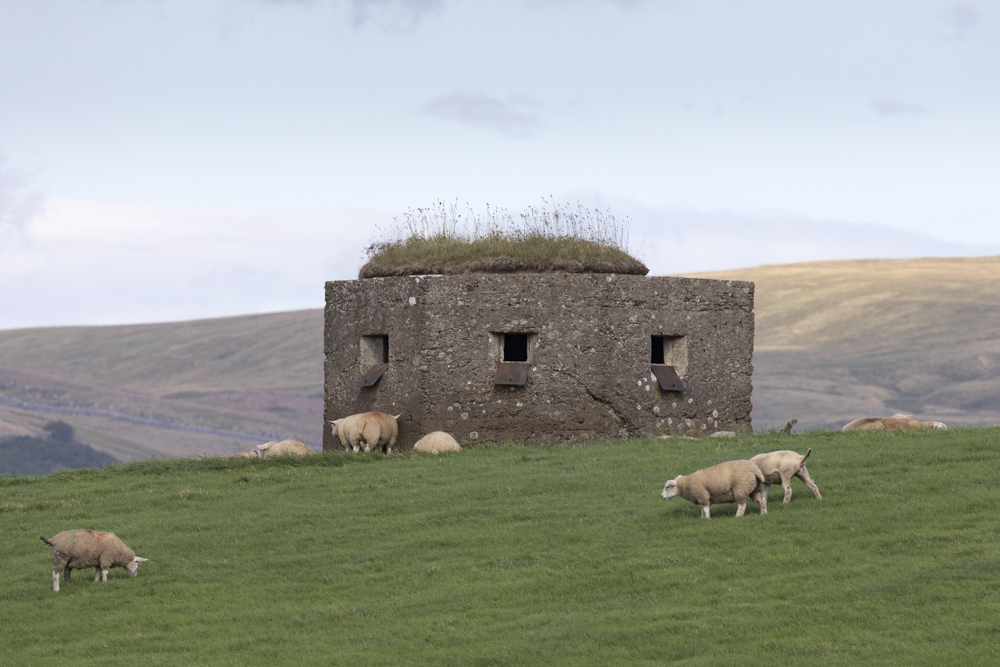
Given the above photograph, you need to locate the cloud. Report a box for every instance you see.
[0,153,46,241]
[421,93,547,138]
[872,99,928,116]
[348,0,444,27]
[0,198,390,329]
[940,3,980,38]
[561,196,999,277]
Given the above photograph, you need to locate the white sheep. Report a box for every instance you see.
[41,529,147,592]
[329,412,401,454]
[842,414,947,431]
[256,439,314,458]
[413,431,461,454]
[660,460,767,518]
[749,448,821,504]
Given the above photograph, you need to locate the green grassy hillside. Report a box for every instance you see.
[5,430,999,665]
[688,256,1000,430]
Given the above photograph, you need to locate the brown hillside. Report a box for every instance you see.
[686,256,1000,430]
[2,256,998,459]
[0,310,323,459]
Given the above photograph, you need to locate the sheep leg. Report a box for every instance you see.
[63,567,73,584]
[100,567,109,582]
[752,489,767,515]
[701,505,711,518]
[781,474,794,503]
[735,500,747,516]
[52,569,60,592]
[796,466,822,500]
[94,568,101,582]
[762,483,772,502]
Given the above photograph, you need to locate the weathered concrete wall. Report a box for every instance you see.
[324,274,754,449]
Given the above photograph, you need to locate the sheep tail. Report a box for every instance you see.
[40,536,53,546]
[802,448,812,463]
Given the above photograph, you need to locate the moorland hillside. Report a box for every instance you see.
[0,310,323,459]
[691,255,1000,430]
[1,255,998,460]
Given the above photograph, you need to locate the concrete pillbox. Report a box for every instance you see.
[323,273,754,450]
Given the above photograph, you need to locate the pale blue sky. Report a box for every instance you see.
[1,0,998,327]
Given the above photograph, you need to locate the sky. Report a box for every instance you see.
[1,0,998,329]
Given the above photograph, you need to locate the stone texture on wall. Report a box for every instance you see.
[323,274,754,450]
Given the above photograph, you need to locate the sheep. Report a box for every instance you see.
[41,529,147,592]
[660,460,767,519]
[749,448,821,504]
[256,439,314,458]
[842,414,947,431]
[228,450,259,459]
[413,431,461,454]
[329,412,401,454]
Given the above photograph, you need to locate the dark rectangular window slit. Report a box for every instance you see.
[651,335,665,364]
[504,333,529,362]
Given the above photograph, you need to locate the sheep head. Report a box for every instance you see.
[126,556,148,577]
[661,477,681,500]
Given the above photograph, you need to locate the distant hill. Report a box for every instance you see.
[1,257,997,458]
[0,434,120,476]
[687,256,1000,430]
[0,310,323,460]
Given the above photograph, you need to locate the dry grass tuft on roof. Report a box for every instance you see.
[359,199,648,278]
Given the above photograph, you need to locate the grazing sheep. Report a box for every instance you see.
[41,529,147,592]
[329,412,401,454]
[660,460,767,519]
[256,439,314,458]
[749,448,821,504]
[413,431,461,454]
[842,414,947,431]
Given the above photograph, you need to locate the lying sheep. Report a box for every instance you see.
[413,431,461,454]
[228,450,259,459]
[749,448,821,504]
[330,412,401,454]
[661,460,767,519]
[41,529,147,592]
[256,439,314,458]
[842,414,947,431]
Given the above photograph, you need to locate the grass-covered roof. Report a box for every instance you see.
[359,199,648,278]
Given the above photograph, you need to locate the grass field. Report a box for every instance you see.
[4,429,999,665]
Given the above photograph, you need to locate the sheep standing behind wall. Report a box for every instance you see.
[661,460,767,519]
[750,448,821,504]
[330,412,400,454]
[41,529,147,592]
[413,431,461,454]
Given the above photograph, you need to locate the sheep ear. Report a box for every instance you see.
[393,413,402,421]
[135,557,148,562]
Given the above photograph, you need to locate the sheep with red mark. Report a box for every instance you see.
[41,529,147,592]
[842,414,946,431]
[329,412,401,454]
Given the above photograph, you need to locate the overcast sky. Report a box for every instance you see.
[1,0,998,328]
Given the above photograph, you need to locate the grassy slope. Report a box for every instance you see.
[4,430,999,665]
[687,256,1000,430]
[0,310,323,458]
